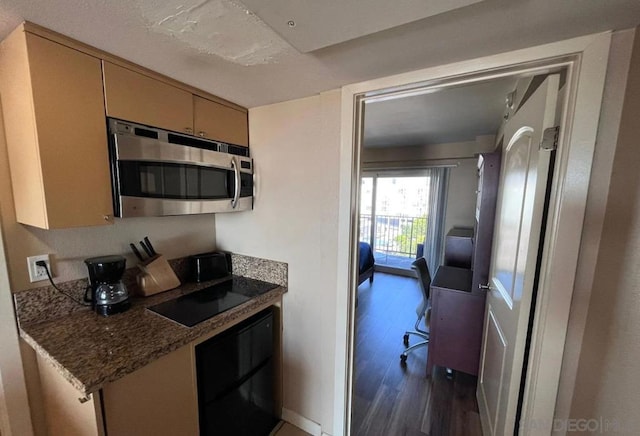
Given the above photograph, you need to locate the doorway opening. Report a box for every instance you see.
[350,50,588,434]
[337,34,609,436]
[351,74,517,436]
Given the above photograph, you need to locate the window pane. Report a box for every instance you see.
[374,176,430,269]
[359,177,373,244]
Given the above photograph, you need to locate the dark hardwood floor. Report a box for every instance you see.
[351,272,482,436]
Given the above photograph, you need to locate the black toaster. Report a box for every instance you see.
[189,251,231,283]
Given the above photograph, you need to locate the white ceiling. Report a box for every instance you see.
[136,0,294,66]
[240,0,485,52]
[363,77,517,148]
[0,0,638,108]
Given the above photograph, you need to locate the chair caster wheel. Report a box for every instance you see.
[400,354,407,364]
[403,334,409,346]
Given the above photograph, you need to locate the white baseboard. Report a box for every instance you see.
[321,432,333,436]
[281,408,322,436]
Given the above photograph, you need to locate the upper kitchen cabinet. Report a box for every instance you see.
[103,61,194,134]
[103,63,248,146]
[0,27,113,229]
[194,96,249,146]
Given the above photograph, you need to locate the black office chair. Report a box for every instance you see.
[400,257,431,363]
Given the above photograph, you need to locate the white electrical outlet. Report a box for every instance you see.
[27,254,52,283]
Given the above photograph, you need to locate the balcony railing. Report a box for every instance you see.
[359,214,427,264]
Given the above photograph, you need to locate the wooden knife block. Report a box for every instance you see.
[136,255,180,296]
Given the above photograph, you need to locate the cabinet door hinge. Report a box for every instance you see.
[540,126,560,151]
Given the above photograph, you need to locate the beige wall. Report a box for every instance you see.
[567,27,640,432]
[215,90,341,433]
[0,96,219,434]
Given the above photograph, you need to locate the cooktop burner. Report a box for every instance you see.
[148,276,279,327]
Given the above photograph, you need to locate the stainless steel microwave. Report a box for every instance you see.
[107,118,253,218]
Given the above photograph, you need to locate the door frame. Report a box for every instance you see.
[334,32,611,436]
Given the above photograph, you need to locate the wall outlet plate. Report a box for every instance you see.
[27,254,51,283]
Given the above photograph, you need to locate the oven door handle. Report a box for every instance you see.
[231,156,241,209]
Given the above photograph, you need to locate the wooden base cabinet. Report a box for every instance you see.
[102,345,199,436]
[0,26,113,228]
[36,353,105,436]
[35,345,197,436]
[33,301,283,435]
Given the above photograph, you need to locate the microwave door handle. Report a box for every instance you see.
[231,156,241,209]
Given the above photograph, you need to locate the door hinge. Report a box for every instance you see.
[540,126,560,151]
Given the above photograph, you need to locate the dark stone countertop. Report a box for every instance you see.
[18,275,286,396]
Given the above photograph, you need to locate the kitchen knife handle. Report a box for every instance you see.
[144,237,157,256]
[130,243,144,261]
[139,241,153,258]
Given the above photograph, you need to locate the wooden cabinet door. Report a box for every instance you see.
[194,95,248,146]
[103,61,194,134]
[36,354,104,436]
[0,29,113,228]
[428,288,485,376]
[27,34,114,228]
[102,345,199,436]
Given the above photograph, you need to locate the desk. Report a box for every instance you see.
[444,227,474,269]
[427,266,485,376]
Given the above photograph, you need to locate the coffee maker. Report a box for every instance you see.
[84,255,131,316]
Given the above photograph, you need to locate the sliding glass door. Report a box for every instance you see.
[360,170,446,272]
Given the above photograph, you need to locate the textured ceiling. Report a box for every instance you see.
[0,0,638,108]
[363,77,517,148]
[240,0,485,52]
[137,0,294,66]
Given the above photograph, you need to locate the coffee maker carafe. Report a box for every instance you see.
[84,255,130,316]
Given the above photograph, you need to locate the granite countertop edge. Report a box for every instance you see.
[19,329,89,394]
[19,285,286,396]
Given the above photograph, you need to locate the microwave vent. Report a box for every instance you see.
[227,144,250,157]
[167,133,219,152]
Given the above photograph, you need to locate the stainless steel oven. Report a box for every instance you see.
[108,118,253,218]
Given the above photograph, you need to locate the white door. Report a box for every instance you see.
[477,74,559,436]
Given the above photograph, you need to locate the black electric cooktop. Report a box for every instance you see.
[148,276,279,327]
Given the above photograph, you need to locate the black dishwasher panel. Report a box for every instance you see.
[196,308,278,436]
